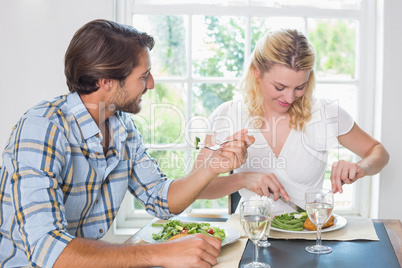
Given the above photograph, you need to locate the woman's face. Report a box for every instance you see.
[256,64,310,115]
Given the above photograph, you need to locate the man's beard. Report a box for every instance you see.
[114,98,141,114]
[109,87,143,114]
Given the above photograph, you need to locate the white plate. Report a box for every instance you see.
[139,222,240,246]
[271,214,347,234]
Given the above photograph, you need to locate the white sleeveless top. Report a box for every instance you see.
[207,98,354,214]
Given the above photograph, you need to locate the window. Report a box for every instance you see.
[115,0,376,229]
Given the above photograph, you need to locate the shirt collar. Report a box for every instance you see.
[108,112,128,142]
[67,92,101,140]
[66,92,128,141]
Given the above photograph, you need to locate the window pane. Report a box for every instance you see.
[190,151,229,211]
[189,83,238,146]
[128,6,363,218]
[308,19,357,80]
[134,83,186,144]
[192,197,228,210]
[315,84,358,119]
[192,83,239,117]
[187,115,210,150]
[251,17,305,52]
[192,15,245,78]
[150,150,187,178]
[134,150,187,209]
[135,0,361,10]
[316,83,357,211]
[253,0,362,10]
[133,15,187,77]
[323,147,354,210]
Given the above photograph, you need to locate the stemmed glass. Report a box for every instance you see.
[257,233,271,248]
[240,200,272,268]
[305,188,334,254]
[258,201,272,248]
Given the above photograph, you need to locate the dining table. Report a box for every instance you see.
[125,213,402,268]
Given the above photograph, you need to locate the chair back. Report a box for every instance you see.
[228,191,241,214]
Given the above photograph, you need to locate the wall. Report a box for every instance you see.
[377,0,402,221]
[0,0,124,243]
[0,0,114,161]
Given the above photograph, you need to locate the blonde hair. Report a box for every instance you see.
[241,29,316,131]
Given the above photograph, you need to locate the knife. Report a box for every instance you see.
[279,196,305,213]
[268,188,305,213]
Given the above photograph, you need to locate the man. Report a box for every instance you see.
[0,19,254,267]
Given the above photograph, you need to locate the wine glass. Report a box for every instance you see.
[257,233,271,247]
[305,188,334,254]
[256,199,271,248]
[240,199,272,268]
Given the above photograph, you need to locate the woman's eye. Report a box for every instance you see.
[275,87,285,91]
[296,86,305,90]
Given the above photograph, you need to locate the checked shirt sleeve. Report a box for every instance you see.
[4,116,74,267]
[124,117,175,220]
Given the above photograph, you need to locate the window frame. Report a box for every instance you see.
[114,0,377,230]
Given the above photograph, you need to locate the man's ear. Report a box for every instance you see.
[97,78,113,91]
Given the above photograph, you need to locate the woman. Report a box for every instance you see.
[193,29,389,213]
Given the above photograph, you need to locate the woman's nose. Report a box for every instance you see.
[284,89,295,104]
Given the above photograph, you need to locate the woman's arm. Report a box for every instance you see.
[193,134,289,201]
[332,123,390,193]
[197,172,289,201]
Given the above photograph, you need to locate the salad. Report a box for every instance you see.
[271,212,308,231]
[194,136,201,149]
[152,220,226,242]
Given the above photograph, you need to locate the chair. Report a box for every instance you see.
[228,191,241,214]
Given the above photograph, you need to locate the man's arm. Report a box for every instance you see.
[167,129,255,214]
[4,117,78,267]
[54,234,221,268]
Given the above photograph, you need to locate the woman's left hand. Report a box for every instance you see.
[331,160,367,194]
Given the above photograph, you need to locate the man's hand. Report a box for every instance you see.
[156,233,221,268]
[54,234,221,268]
[167,129,255,214]
[206,129,255,175]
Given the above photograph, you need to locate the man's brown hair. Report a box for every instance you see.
[65,19,154,94]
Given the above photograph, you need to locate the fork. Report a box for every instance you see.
[204,139,237,151]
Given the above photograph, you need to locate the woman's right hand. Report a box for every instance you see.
[239,172,290,202]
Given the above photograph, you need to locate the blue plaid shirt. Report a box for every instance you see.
[0,92,174,267]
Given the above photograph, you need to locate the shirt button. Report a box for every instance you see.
[95,199,99,204]
[99,229,103,234]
